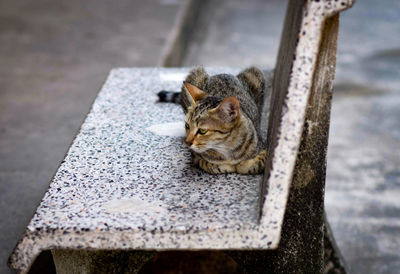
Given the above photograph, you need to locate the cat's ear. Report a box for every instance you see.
[183,82,206,104]
[210,97,239,123]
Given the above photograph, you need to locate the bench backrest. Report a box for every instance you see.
[260,0,354,229]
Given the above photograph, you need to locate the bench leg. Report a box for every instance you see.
[51,250,154,274]
[324,213,348,273]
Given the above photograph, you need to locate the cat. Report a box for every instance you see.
[158,67,267,174]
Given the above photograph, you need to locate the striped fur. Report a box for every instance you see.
[180,67,267,174]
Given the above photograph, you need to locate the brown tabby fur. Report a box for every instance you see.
[181,67,267,174]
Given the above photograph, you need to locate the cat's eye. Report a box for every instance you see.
[185,123,189,130]
[198,128,208,135]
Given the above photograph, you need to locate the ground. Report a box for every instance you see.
[1,0,399,273]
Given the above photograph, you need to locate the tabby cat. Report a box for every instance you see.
[158,67,267,174]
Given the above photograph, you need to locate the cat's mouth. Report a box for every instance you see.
[190,145,227,157]
[188,145,206,153]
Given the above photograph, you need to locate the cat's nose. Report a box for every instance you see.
[186,135,194,147]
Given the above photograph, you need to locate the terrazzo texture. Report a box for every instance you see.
[9,68,280,274]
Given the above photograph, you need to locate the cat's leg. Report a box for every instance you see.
[194,155,236,174]
[236,150,267,174]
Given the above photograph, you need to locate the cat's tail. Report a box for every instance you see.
[157,90,181,104]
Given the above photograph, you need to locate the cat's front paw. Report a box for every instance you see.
[197,159,236,174]
[193,154,202,166]
[236,150,267,174]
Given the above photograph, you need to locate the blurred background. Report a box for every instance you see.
[0,0,399,273]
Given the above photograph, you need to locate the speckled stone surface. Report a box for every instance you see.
[9,68,280,274]
[34,68,264,231]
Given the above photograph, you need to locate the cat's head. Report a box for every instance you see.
[183,82,240,156]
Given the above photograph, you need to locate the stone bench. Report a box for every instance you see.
[8,0,354,273]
